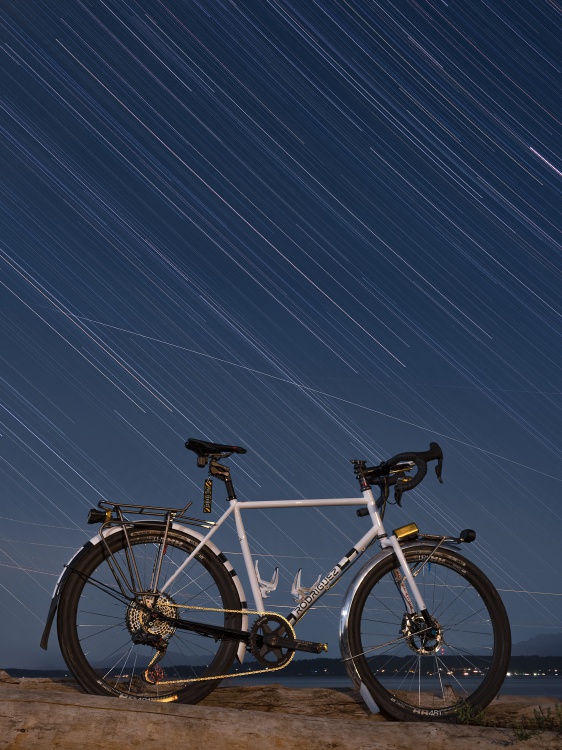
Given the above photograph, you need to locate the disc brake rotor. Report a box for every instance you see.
[401,613,443,655]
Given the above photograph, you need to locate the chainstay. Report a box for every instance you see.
[145,606,296,686]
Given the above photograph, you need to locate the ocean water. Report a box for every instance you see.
[220,674,562,699]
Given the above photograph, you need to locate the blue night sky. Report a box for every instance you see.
[1,0,561,669]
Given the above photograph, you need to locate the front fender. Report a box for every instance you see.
[40,523,248,663]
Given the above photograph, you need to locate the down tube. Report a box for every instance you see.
[287,523,382,626]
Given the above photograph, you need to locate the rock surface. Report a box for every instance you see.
[0,672,560,749]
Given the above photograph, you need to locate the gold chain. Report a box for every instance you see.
[144,605,296,686]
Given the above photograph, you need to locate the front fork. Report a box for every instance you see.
[382,535,433,628]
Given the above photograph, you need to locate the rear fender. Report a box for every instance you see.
[40,533,103,650]
[40,523,248,662]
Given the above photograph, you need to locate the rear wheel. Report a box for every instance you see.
[346,546,510,721]
[57,526,243,702]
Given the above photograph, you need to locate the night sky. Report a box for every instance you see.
[2,0,562,670]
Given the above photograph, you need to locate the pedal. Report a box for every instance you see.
[278,637,328,654]
[292,639,328,654]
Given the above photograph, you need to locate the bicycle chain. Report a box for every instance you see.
[143,605,296,686]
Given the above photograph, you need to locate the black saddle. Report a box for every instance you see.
[185,438,247,457]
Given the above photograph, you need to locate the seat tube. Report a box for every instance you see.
[233,504,264,611]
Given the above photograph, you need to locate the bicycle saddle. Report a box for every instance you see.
[185,438,247,456]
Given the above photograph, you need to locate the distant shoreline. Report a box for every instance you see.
[5,654,562,679]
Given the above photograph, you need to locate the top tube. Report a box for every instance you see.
[237,497,369,509]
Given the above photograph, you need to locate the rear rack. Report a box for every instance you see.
[95,500,215,529]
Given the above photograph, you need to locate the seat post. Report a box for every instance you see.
[225,475,237,502]
[209,458,237,501]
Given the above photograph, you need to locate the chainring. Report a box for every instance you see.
[249,614,295,668]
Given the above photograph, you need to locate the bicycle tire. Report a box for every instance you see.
[346,545,510,721]
[57,525,243,702]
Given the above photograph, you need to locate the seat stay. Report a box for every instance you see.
[160,503,236,593]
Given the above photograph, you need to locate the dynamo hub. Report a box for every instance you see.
[402,613,443,655]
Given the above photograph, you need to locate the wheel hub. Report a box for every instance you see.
[401,613,443,655]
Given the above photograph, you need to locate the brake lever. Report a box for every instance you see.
[421,441,444,483]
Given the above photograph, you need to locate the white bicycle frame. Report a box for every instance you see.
[161,484,428,626]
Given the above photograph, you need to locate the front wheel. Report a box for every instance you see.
[57,525,243,703]
[346,546,510,721]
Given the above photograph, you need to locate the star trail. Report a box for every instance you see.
[1,0,561,668]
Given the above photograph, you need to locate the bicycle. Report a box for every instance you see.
[41,438,511,721]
